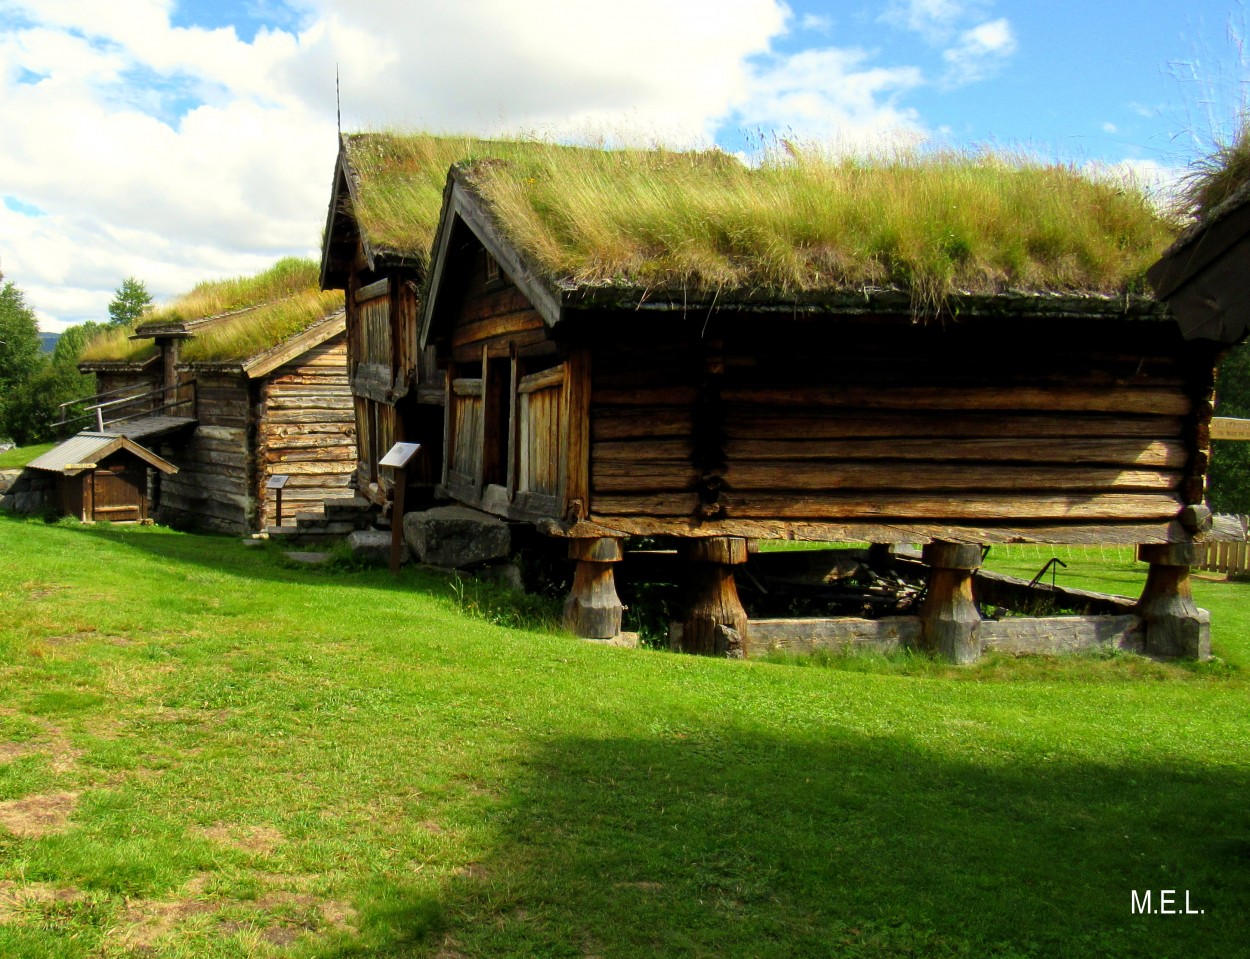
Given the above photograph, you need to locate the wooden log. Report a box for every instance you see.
[592,440,695,462]
[743,616,920,657]
[724,438,1188,468]
[591,407,694,440]
[979,615,1143,655]
[720,385,1191,416]
[724,411,1185,442]
[572,515,1187,545]
[721,462,1180,492]
[1135,543,1211,659]
[714,492,1182,522]
[564,537,624,640]
[679,537,750,657]
[919,542,983,663]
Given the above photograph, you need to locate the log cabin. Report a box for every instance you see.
[78,259,354,533]
[324,134,1228,660]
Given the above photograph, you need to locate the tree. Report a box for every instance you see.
[0,272,47,442]
[107,276,153,328]
[1208,340,1250,514]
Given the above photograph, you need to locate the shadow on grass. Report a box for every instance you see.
[346,731,1250,959]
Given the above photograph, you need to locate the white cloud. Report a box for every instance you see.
[883,0,981,42]
[732,47,925,148]
[1088,158,1186,210]
[941,17,1015,87]
[1101,122,1118,134]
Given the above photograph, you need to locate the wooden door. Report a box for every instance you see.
[91,462,145,522]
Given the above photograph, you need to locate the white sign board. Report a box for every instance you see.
[1211,417,1250,441]
[379,442,421,469]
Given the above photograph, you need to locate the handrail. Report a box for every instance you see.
[57,381,151,411]
[54,381,198,436]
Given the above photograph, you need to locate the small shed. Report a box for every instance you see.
[79,260,355,533]
[25,434,178,523]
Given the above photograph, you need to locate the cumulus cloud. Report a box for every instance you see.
[732,47,925,149]
[0,0,947,330]
[941,17,1016,87]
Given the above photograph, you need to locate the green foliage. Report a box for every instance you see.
[2,321,99,444]
[0,273,47,442]
[106,276,153,328]
[1209,339,1250,513]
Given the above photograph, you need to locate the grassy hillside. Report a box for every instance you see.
[0,516,1246,958]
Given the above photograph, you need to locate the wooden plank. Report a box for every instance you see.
[1211,417,1250,440]
[720,412,1185,442]
[519,365,565,394]
[451,309,545,349]
[719,385,1192,416]
[979,615,1143,655]
[743,617,920,657]
[591,407,693,440]
[592,440,695,461]
[716,491,1182,522]
[563,346,591,513]
[591,459,700,492]
[355,278,389,303]
[721,462,1180,492]
[724,438,1189,468]
[571,515,1185,545]
[452,378,483,398]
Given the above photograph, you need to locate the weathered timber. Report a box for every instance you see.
[591,408,694,440]
[723,438,1188,468]
[719,385,1191,416]
[979,615,1143,655]
[1135,543,1211,659]
[919,542,983,663]
[723,412,1186,441]
[714,492,1183,522]
[721,462,1179,492]
[679,537,749,657]
[566,516,1185,545]
[564,537,624,640]
[744,617,919,657]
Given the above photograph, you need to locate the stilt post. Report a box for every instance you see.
[919,541,983,664]
[680,536,750,658]
[564,537,624,640]
[1135,543,1210,659]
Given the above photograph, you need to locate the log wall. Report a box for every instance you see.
[158,374,252,533]
[584,314,1215,544]
[256,336,355,526]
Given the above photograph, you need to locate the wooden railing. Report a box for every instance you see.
[1194,514,1250,576]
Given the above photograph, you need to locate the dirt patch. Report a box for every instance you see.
[118,895,220,950]
[198,822,283,855]
[0,790,80,837]
[0,880,85,924]
[0,742,31,763]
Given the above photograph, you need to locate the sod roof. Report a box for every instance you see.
[337,132,1178,308]
[81,259,345,367]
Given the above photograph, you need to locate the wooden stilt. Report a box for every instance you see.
[680,536,749,658]
[919,541,983,664]
[1135,543,1210,659]
[564,537,624,640]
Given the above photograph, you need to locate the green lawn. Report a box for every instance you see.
[0,443,55,469]
[0,516,1247,958]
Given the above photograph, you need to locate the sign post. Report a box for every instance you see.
[265,474,290,527]
[379,442,422,574]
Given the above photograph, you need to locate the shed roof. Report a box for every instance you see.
[26,434,178,476]
[325,131,1177,311]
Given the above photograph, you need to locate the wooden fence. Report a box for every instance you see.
[1194,515,1250,576]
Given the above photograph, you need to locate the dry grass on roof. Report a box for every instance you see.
[179,289,343,364]
[1177,121,1250,220]
[137,258,321,330]
[459,141,1178,304]
[82,259,343,365]
[79,326,158,364]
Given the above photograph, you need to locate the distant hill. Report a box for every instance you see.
[39,332,60,353]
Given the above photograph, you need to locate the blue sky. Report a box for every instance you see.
[0,0,1244,331]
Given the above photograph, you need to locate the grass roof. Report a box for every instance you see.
[82,258,344,366]
[79,326,158,365]
[1177,121,1250,220]
[346,132,1177,306]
